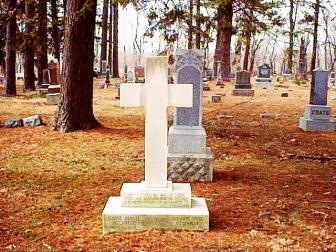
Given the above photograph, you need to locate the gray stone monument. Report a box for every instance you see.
[232,70,255,96]
[216,61,223,86]
[299,68,335,131]
[101,60,107,74]
[127,70,135,83]
[167,49,213,181]
[255,64,272,87]
[39,69,51,96]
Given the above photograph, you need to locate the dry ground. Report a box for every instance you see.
[0,78,335,251]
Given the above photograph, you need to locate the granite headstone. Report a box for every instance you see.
[310,68,328,105]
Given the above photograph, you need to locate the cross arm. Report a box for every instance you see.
[120,84,146,107]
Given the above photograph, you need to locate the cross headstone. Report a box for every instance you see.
[120,57,193,188]
[310,68,328,105]
[102,56,209,234]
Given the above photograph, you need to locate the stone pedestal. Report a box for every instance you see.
[232,89,255,96]
[103,196,209,234]
[168,149,213,181]
[255,77,272,87]
[211,95,222,103]
[168,127,213,181]
[102,182,209,233]
[299,104,335,132]
[46,93,60,105]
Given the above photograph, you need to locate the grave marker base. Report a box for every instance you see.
[167,148,213,181]
[232,89,255,96]
[299,104,335,131]
[103,197,209,234]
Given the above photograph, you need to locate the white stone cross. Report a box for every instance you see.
[120,56,193,188]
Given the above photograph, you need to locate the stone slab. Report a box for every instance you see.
[299,117,335,132]
[232,89,255,96]
[48,84,61,94]
[102,197,209,234]
[168,126,206,154]
[168,148,213,181]
[46,93,60,105]
[304,104,332,120]
[211,95,221,103]
[22,115,43,127]
[120,182,191,208]
[255,77,272,86]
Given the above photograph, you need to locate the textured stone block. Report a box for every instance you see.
[120,182,191,208]
[167,148,213,181]
[168,126,206,154]
[46,93,60,105]
[232,89,255,96]
[102,197,209,234]
[211,95,221,103]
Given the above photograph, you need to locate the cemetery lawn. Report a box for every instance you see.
[1,79,336,251]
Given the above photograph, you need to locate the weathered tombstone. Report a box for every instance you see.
[105,65,110,87]
[102,56,209,233]
[255,64,272,87]
[127,70,135,83]
[115,83,121,99]
[101,60,107,74]
[232,70,255,96]
[48,61,59,85]
[211,94,221,103]
[167,49,213,181]
[46,84,61,105]
[206,68,214,80]
[39,69,51,96]
[134,66,145,83]
[216,61,223,86]
[22,115,43,127]
[282,69,292,81]
[299,68,335,131]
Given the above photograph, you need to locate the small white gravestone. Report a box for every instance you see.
[102,56,209,233]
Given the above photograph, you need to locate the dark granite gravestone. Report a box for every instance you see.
[235,70,251,89]
[105,65,110,85]
[175,54,203,127]
[299,68,335,131]
[42,69,50,83]
[310,68,328,105]
[168,49,213,181]
[258,64,271,78]
[48,61,59,85]
[135,66,145,83]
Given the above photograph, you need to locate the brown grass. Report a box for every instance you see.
[0,78,335,251]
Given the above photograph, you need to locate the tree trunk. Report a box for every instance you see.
[23,0,36,92]
[195,0,200,49]
[100,0,108,72]
[188,0,193,49]
[232,36,242,72]
[310,0,320,104]
[287,0,294,73]
[37,0,48,86]
[249,47,256,73]
[108,0,113,67]
[51,0,61,62]
[216,0,233,81]
[5,0,17,96]
[310,0,319,72]
[112,0,119,78]
[52,0,99,132]
[298,37,307,80]
[243,31,251,71]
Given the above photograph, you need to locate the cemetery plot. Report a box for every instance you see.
[0,79,335,250]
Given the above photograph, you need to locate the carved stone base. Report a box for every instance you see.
[167,148,213,181]
[232,89,255,96]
